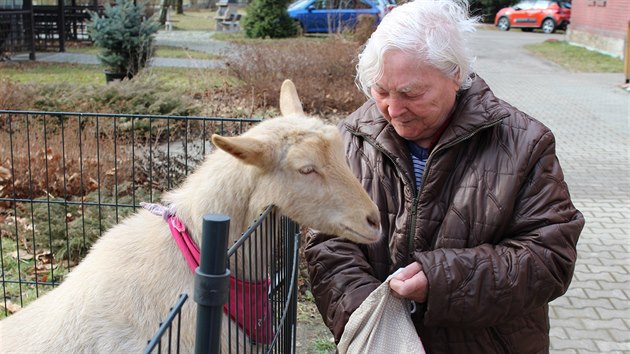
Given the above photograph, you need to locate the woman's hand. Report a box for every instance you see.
[389,261,428,303]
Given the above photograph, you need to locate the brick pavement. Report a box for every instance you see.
[472,29,630,354]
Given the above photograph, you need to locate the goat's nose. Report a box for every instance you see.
[367,214,379,230]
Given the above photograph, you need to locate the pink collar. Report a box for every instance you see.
[141,202,273,344]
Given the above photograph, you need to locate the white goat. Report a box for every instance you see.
[0,80,380,353]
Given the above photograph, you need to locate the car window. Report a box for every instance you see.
[312,0,330,9]
[513,1,534,9]
[288,0,311,9]
[533,0,551,9]
[338,0,370,9]
[560,1,571,8]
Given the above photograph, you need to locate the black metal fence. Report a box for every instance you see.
[0,7,35,58]
[0,110,298,353]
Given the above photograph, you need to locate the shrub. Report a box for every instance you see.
[225,37,365,121]
[243,0,298,39]
[353,15,376,44]
[88,0,160,78]
[13,78,201,116]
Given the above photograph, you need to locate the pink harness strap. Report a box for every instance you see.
[226,275,273,344]
[142,202,274,345]
[167,215,200,271]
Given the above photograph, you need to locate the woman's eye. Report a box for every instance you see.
[299,166,315,175]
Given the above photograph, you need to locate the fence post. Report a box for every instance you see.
[625,21,630,84]
[194,214,231,354]
[284,230,300,354]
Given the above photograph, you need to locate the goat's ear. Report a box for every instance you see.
[212,134,270,168]
[279,79,304,117]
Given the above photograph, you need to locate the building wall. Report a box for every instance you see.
[567,0,629,58]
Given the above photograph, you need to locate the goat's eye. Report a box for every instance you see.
[298,166,316,175]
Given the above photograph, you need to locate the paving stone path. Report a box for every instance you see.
[472,29,629,354]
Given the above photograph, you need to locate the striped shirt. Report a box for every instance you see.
[407,141,429,189]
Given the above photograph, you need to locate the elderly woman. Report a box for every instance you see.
[304,0,584,353]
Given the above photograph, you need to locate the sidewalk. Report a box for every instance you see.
[9,30,232,69]
[472,30,629,354]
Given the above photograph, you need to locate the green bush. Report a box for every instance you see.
[26,78,201,116]
[88,0,160,77]
[243,0,298,39]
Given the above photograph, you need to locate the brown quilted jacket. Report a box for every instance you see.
[304,75,584,354]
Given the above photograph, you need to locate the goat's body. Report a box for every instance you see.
[0,80,380,353]
[0,212,194,353]
[1,148,261,353]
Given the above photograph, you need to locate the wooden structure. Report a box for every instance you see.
[0,0,100,60]
[214,0,239,31]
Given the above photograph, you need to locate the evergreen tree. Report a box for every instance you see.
[243,0,298,38]
[88,0,160,77]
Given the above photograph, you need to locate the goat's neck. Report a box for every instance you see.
[164,151,265,256]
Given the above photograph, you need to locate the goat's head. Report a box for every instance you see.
[211,80,380,243]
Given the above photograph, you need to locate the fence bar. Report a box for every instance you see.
[143,293,189,354]
[194,214,231,354]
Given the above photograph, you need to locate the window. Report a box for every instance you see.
[312,0,329,9]
[513,1,535,9]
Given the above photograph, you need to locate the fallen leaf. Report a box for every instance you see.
[36,251,54,265]
[0,166,11,180]
[9,250,33,261]
[0,300,21,314]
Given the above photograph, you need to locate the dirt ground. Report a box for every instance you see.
[295,245,337,354]
[296,300,336,354]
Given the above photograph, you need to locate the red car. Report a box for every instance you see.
[495,0,571,34]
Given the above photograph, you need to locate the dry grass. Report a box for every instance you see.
[1,35,370,122]
[225,36,365,122]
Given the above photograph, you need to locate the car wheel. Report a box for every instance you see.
[542,18,556,34]
[497,17,510,31]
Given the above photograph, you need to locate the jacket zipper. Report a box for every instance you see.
[407,196,419,263]
[349,114,506,258]
[351,131,418,264]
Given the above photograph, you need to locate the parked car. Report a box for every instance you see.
[494,0,571,34]
[368,0,397,18]
[288,0,381,33]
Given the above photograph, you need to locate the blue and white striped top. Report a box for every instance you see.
[406,141,429,189]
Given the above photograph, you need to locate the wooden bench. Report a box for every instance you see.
[214,2,236,31]
[218,13,241,32]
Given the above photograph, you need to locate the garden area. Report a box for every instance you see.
[0,2,369,351]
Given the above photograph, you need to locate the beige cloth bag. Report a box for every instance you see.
[337,271,426,354]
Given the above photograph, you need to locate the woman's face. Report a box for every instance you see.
[371,50,460,148]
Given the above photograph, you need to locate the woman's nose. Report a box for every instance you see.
[387,98,407,118]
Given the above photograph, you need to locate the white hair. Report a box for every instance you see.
[356,0,479,97]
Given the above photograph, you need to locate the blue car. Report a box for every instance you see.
[288,0,381,33]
